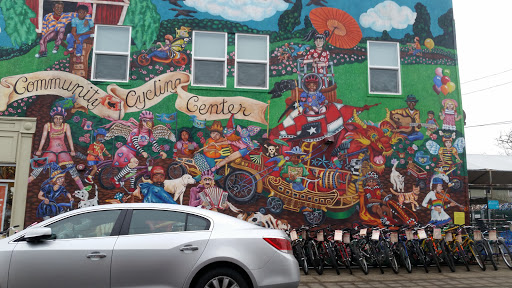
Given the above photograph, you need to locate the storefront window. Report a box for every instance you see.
[0,165,15,231]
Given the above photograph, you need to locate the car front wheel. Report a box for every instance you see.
[194,268,249,288]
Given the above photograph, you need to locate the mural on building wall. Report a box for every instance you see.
[0,0,467,229]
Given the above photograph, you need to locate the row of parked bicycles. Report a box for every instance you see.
[288,223,512,275]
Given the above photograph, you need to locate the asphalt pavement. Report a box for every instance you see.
[299,265,512,288]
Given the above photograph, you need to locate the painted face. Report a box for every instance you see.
[366,178,378,188]
[435,184,443,192]
[78,9,87,20]
[407,101,416,110]
[142,119,153,129]
[291,155,300,165]
[210,131,221,140]
[444,140,452,148]
[446,102,454,110]
[201,177,214,188]
[315,38,325,48]
[307,82,318,92]
[152,173,165,184]
[53,4,64,16]
[428,113,434,119]
[181,131,189,141]
[96,134,105,143]
[53,115,64,126]
[54,176,64,186]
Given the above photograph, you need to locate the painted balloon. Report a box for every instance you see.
[441,85,449,96]
[424,38,434,50]
[441,76,450,85]
[443,69,451,77]
[447,81,456,93]
[433,84,441,95]
[433,76,442,88]
[435,67,443,77]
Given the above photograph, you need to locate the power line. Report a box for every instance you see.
[462,80,512,95]
[465,120,512,128]
[461,68,512,84]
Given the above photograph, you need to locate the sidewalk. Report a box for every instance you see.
[299,266,512,288]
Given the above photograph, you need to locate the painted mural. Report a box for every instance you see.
[0,0,467,229]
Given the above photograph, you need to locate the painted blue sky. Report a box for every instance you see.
[152,0,454,38]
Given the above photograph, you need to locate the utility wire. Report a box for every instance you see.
[461,68,512,84]
[462,80,512,95]
[465,120,512,128]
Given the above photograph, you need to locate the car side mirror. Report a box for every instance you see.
[24,227,53,242]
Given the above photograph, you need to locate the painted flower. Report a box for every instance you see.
[430,134,438,140]
[200,137,206,144]
[197,131,203,138]
[116,142,123,148]
[407,146,415,154]
[73,115,80,122]
[399,159,405,164]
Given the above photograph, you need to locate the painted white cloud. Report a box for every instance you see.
[185,0,289,22]
[359,1,416,32]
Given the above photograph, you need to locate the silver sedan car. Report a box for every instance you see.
[0,203,299,288]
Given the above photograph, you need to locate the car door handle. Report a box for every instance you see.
[180,245,199,252]
[86,252,107,260]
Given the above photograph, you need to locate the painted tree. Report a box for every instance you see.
[304,15,312,30]
[124,0,161,50]
[412,2,433,41]
[278,0,302,34]
[0,1,36,47]
[434,8,455,49]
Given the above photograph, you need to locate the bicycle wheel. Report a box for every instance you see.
[327,243,340,275]
[413,242,429,273]
[440,240,456,272]
[468,241,486,271]
[98,166,120,190]
[370,241,384,274]
[352,245,369,275]
[497,240,512,269]
[383,241,399,274]
[293,244,308,275]
[398,242,412,273]
[342,244,353,274]
[426,240,442,273]
[455,242,470,271]
[307,241,323,275]
[481,240,497,271]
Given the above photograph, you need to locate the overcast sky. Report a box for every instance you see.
[452,0,512,155]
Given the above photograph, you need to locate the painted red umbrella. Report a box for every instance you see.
[309,7,362,49]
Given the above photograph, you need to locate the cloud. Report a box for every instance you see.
[185,0,289,22]
[359,1,416,32]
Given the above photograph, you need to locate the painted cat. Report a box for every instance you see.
[389,185,420,211]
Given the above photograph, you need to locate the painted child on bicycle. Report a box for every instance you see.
[37,169,74,220]
[85,128,111,184]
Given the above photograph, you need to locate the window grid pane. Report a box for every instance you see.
[193,60,226,86]
[94,54,129,82]
[236,34,268,61]
[193,31,226,59]
[368,41,399,68]
[236,62,267,88]
[95,26,131,53]
[369,68,399,94]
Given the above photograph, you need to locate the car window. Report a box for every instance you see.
[128,210,210,235]
[186,214,211,231]
[46,210,122,240]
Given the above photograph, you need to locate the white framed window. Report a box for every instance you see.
[367,41,401,95]
[235,34,269,89]
[192,31,227,87]
[91,24,131,82]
